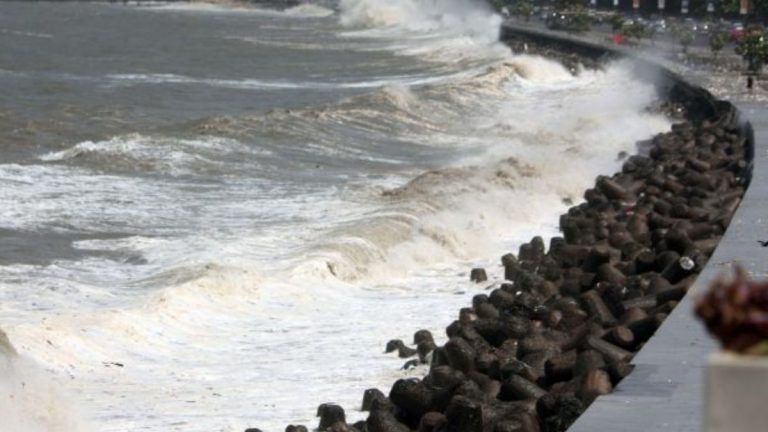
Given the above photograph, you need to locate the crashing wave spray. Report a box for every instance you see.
[338,0,508,61]
[339,0,500,36]
[0,329,90,432]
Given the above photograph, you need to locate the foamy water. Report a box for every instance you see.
[0,1,670,431]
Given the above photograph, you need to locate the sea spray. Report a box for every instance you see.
[339,0,510,62]
[339,0,500,37]
[0,330,90,432]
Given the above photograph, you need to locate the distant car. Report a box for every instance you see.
[730,24,745,42]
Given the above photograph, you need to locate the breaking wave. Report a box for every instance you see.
[338,0,508,62]
[0,330,89,432]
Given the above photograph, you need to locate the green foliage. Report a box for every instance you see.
[487,0,507,12]
[545,10,591,33]
[672,24,695,53]
[623,22,646,41]
[567,11,592,32]
[512,0,534,20]
[719,0,740,14]
[709,32,727,58]
[609,13,624,33]
[556,0,587,12]
[735,26,768,73]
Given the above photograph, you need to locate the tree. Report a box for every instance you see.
[609,14,625,34]
[623,22,647,44]
[512,0,534,21]
[710,32,727,59]
[567,11,592,33]
[735,26,768,74]
[719,0,740,14]
[672,24,695,54]
[556,0,587,11]
[646,23,658,45]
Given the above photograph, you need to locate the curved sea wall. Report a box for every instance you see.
[256,24,755,432]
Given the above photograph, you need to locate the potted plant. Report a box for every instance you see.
[695,268,768,432]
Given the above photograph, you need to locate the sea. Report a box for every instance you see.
[0,1,670,431]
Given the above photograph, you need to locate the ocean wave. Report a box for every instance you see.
[0,28,53,39]
[38,134,261,176]
[104,72,455,90]
[175,57,580,179]
[0,329,89,432]
[338,0,506,63]
[138,0,335,18]
[275,61,672,283]
[284,3,336,18]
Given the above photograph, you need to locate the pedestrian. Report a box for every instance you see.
[748,75,754,91]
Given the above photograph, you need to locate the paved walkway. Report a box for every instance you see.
[501,22,768,430]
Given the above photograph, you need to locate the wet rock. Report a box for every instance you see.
[537,393,584,432]
[578,370,612,404]
[470,268,488,283]
[417,340,436,363]
[318,404,346,431]
[427,365,464,388]
[362,389,388,412]
[413,329,434,345]
[389,379,433,426]
[328,421,352,432]
[500,375,547,401]
[444,337,476,373]
[417,412,447,432]
[385,339,417,358]
[445,396,485,432]
[366,409,410,432]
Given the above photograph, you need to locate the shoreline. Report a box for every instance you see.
[254,27,753,432]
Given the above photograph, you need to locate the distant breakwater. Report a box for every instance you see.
[245,24,754,432]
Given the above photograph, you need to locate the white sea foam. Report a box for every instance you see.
[0,331,90,432]
[0,28,53,39]
[338,0,509,63]
[284,3,335,18]
[39,134,260,176]
[104,72,458,90]
[138,1,335,18]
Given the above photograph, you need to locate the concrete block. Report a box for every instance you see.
[705,352,768,432]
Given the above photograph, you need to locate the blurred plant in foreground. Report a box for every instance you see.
[696,267,768,355]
